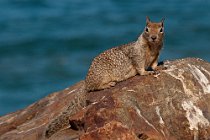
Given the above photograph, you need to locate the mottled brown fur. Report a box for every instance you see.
[85,17,165,91]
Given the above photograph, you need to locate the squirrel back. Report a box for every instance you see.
[85,17,165,91]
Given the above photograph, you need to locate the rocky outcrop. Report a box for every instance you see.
[1,58,210,140]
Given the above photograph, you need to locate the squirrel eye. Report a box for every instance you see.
[160,28,163,33]
[145,27,149,32]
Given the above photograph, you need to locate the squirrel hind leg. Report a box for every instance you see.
[108,81,116,87]
[98,81,116,90]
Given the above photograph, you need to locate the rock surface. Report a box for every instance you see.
[1,58,210,140]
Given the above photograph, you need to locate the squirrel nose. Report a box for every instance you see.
[151,36,157,41]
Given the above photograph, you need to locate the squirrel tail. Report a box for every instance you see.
[45,87,87,138]
[45,111,70,138]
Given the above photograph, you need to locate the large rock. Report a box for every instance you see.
[1,58,210,140]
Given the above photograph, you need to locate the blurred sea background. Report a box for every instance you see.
[0,0,210,116]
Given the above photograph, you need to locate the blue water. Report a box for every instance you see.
[0,0,210,116]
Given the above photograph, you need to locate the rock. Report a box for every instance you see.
[1,58,210,140]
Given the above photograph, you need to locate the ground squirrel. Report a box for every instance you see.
[85,17,165,91]
[45,17,165,138]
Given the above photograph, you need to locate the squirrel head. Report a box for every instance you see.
[142,16,165,44]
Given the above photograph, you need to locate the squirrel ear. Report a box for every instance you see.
[146,16,151,25]
[161,17,165,26]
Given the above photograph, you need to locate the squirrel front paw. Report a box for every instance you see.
[139,70,154,76]
[139,69,161,76]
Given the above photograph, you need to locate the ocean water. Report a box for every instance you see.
[0,0,210,116]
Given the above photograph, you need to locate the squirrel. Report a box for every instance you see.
[85,16,165,91]
[45,17,165,138]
